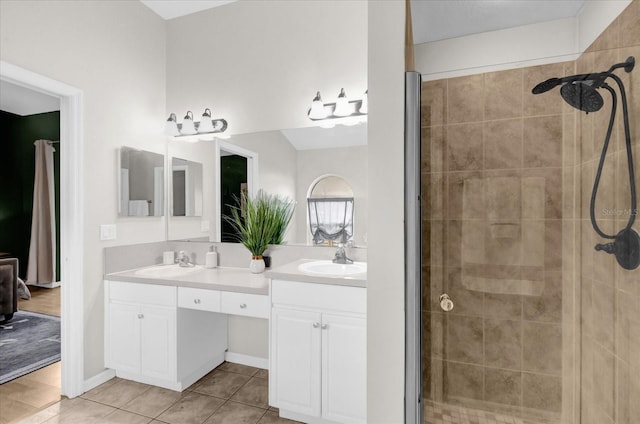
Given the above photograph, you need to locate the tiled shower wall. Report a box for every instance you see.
[576,1,640,424]
[421,60,575,423]
[422,2,639,424]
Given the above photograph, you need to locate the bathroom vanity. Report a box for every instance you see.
[267,260,367,424]
[104,265,268,391]
[103,257,367,424]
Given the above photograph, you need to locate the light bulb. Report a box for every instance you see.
[164,113,180,136]
[198,108,214,133]
[359,90,368,114]
[308,91,328,120]
[180,111,197,135]
[333,88,351,117]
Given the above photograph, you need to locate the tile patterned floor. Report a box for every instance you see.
[14,363,301,424]
[424,400,552,424]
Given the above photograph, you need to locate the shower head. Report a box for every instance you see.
[560,81,605,112]
[531,77,562,94]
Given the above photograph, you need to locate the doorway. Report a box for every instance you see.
[0,60,85,400]
[214,140,258,243]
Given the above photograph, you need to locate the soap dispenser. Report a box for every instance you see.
[205,245,218,268]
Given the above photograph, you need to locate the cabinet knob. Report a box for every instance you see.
[137,314,144,319]
[312,322,319,328]
[321,324,328,330]
[194,299,201,304]
[239,303,247,309]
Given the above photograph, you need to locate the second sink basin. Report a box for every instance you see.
[134,264,203,279]
[298,261,367,277]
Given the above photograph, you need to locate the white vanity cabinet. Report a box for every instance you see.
[105,280,228,391]
[269,279,367,424]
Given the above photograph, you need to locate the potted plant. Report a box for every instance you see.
[225,190,295,273]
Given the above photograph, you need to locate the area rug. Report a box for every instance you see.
[0,310,60,384]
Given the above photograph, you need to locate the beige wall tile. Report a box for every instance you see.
[522,372,562,413]
[483,118,523,170]
[522,322,562,374]
[447,74,484,124]
[618,0,640,48]
[484,319,522,369]
[484,368,522,406]
[422,80,447,127]
[484,69,523,120]
[446,123,483,171]
[523,115,563,168]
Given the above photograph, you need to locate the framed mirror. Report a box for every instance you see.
[118,146,164,217]
[171,157,203,217]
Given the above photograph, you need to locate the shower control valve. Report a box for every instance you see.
[439,294,454,312]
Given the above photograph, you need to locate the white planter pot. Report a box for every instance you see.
[249,258,266,274]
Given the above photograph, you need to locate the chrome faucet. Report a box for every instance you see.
[176,251,193,267]
[332,243,353,264]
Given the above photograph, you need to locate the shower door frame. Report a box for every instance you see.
[404,71,422,424]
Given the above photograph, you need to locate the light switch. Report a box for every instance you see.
[100,224,117,241]
[201,220,210,232]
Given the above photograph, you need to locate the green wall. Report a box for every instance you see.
[0,110,60,280]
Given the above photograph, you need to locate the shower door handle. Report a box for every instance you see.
[439,294,454,312]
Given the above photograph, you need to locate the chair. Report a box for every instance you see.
[0,258,18,322]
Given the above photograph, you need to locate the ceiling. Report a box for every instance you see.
[411,0,586,44]
[140,0,236,20]
[281,121,367,151]
[0,81,60,116]
[141,0,586,44]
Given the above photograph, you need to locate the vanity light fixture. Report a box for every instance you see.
[164,108,228,138]
[307,88,368,121]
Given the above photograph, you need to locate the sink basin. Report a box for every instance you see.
[298,261,367,277]
[134,264,203,279]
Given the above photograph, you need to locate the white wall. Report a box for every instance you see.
[166,0,368,136]
[296,146,368,247]
[415,0,632,80]
[0,0,166,379]
[367,1,405,422]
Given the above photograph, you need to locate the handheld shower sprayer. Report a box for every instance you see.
[532,56,639,270]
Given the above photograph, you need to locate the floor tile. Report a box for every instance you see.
[155,392,224,424]
[192,371,250,399]
[97,409,153,424]
[217,362,259,377]
[254,369,268,379]
[230,377,269,409]
[82,380,151,408]
[257,411,301,424]
[121,386,182,418]
[203,401,266,424]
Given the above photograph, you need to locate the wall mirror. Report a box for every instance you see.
[119,146,164,217]
[171,157,203,217]
[166,121,368,246]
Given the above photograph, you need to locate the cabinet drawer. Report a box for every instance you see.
[221,291,269,318]
[271,280,366,314]
[109,281,175,306]
[178,287,221,312]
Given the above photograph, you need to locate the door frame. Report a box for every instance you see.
[0,61,85,398]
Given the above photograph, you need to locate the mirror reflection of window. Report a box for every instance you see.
[307,176,354,245]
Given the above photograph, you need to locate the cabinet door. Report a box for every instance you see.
[321,314,367,424]
[108,303,141,374]
[271,308,322,417]
[140,305,177,381]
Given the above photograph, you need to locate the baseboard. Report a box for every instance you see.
[225,352,268,369]
[29,281,61,289]
[84,368,116,393]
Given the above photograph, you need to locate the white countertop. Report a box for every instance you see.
[266,259,367,288]
[105,266,269,295]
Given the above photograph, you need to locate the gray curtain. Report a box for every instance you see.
[26,140,56,285]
